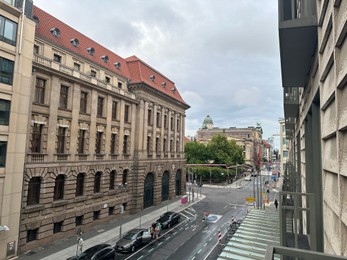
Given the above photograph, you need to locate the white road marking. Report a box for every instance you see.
[197,249,202,254]
[185,226,189,230]
[166,237,170,241]
[204,243,207,247]
[192,228,196,232]
[209,238,212,242]
[158,242,163,246]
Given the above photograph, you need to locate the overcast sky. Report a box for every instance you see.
[34,0,283,147]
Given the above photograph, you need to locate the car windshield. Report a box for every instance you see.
[123,232,136,240]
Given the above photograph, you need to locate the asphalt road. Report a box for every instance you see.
[115,179,261,260]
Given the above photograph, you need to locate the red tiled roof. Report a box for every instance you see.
[126,55,188,105]
[32,6,189,106]
[33,5,131,79]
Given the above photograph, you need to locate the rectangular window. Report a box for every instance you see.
[109,171,115,190]
[0,141,7,167]
[110,133,117,154]
[78,129,85,154]
[112,101,117,120]
[33,45,39,54]
[164,115,168,129]
[118,82,122,89]
[109,206,114,216]
[80,91,87,113]
[163,138,167,155]
[35,78,46,104]
[90,70,96,77]
[59,85,68,109]
[0,57,14,85]
[27,229,38,242]
[53,53,61,63]
[170,140,173,153]
[93,210,100,220]
[75,216,83,226]
[57,127,66,153]
[97,96,104,117]
[53,221,63,233]
[0,99,10,125]
[32,124,42,153]
[124,105,129,123]
[147,109,152,125]
[74,62,80,71]
[96,132,102,154]
[177,119,180,131]
[156,112,161,128]
[105,76,110,83]
[147,136,151,154]
[0,15,17,46]
[123,135,129,155]
[170,117,174,130]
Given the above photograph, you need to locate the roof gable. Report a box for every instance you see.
[126,55,187,105]
[33,6,131,79]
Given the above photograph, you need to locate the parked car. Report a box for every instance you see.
[244,175,252,181]
[156,211,180,229]
[67,243,116,260]
[115,228,151,253]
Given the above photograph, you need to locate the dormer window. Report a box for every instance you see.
[171,88,176,94]
[50,28,60,38]
[114,62,121,69]
[86,47,95,56]
[161,82,166,88]
[101,55,109,63]
[70,38,79,47]
[149,75,155,81]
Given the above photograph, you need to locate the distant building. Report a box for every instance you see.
[196,115,263,167]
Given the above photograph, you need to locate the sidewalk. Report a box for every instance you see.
[19,192,205,260]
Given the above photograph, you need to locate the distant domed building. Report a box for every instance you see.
[202,115,214,129]
[196,115,263,167]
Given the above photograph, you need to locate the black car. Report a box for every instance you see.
[115,228,151,253]
[156,211,180,229]
[67,243,116,260]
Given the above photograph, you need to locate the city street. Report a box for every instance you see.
[112,178,269,260]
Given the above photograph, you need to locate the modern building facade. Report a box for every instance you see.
[278,0,347,257]
[196,115,263,168]
[0,0,35,259]
[0,2,189,256]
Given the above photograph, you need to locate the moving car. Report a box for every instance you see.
[115,228,151,253]
[156,211,180,229]
[67,243,116,260]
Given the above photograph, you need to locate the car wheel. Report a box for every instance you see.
[131,245,135,252]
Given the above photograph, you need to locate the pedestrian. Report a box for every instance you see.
[157,222,162,237]
[150,225,155,239]
[154,223,160,239]
[230,216,235,225]
[77,237,83,256]
[274,199,278,209]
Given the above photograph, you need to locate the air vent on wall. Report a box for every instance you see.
[114,62,121,69]
[149,75,155,81]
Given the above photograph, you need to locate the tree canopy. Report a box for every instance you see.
[185,134,245,166]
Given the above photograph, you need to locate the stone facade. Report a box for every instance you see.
[0,1,35,259]
[279,0,347,256]
[0,3,189,255]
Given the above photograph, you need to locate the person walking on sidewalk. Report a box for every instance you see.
[274,199,279,210]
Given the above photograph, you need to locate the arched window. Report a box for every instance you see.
[27,177,41,205]
[76,173,84,196]
[109,170,116,190]
[54,175,65,200]
[94,172,102,193]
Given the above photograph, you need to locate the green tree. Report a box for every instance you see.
[184,142,210,164]
[207,134,244,165]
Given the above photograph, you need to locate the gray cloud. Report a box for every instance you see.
[34,0,283,147]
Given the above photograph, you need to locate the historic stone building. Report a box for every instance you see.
[0,1,35,259]
[196,115,263,168]
[279,0,347,257]
[0,4,191,254]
